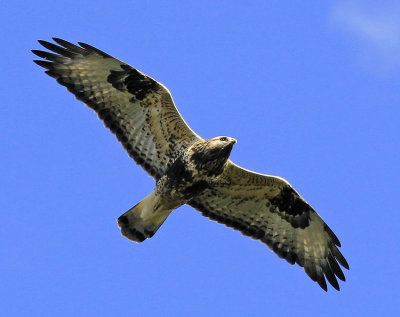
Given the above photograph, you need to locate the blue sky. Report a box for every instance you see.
[1,1,399,316]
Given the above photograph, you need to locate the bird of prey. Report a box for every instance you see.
[32,38,349,291]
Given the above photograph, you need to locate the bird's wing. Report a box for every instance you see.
[32,38,201,179]
[188,160,349,291]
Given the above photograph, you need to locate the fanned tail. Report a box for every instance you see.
[117,191,171,242]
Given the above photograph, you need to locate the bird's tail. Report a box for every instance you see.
[117,191,172,242]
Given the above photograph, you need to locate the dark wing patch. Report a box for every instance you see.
[108,65,159,100]
[188,160,349,291]
[269,185,311,228]
[33,38,201,179]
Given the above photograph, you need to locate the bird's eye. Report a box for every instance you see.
[219,137,228,142]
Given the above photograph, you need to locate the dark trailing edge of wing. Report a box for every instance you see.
[32,38,164,179]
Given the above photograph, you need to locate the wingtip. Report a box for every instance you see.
[33,60,53,69]
[317,278,328,292]
[37,39,50,46]
[31,49,47,58]
[342,259,350,270]
[77,41,111,57]
[324,223,341,247]
[52,37,67,46]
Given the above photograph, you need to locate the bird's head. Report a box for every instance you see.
[189,136,237,176]
[207,136,237,151]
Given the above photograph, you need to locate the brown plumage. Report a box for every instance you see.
[32,38,349,291]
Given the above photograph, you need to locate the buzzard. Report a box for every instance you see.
[32,38,349,291]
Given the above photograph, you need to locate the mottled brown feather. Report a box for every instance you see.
[32,39,200,179]
[188,160,349,291]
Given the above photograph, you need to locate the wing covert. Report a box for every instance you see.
[32,38,201,179]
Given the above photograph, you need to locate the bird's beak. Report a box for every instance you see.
[231,138,237,144]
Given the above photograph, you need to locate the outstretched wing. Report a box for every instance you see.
[188,161,349,291]
[32,38,201,179]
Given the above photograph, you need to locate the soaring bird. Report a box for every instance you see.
[32,38,349,291]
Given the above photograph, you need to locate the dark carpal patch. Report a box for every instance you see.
[107,65,158,100]
[270,186,311,228]
[270,186,309,216]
